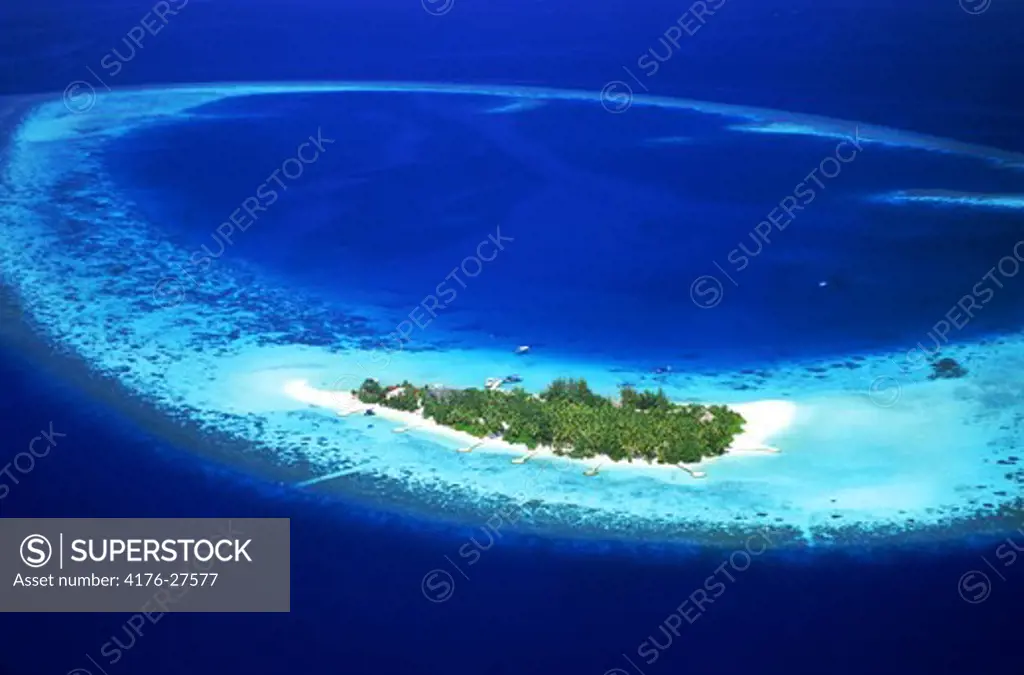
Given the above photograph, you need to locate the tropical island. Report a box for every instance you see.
[351,378,746,465]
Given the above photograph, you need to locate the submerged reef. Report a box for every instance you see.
[2,82,1024,546]
[930,358,968,380]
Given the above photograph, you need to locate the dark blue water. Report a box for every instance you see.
[103,91,1024,365]
[0,345,1020,675]
[3,1,1024,674]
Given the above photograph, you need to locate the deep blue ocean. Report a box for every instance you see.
[2,1,1023,673]
[98,89,1024,365]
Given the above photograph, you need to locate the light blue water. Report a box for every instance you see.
[2,82,1023,545]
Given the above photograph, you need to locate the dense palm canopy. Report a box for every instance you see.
[354,378,745,464]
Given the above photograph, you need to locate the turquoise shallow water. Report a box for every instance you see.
[2,82,1023,545]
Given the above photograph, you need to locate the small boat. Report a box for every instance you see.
[511,451,536,465]
[514,345,531,355]
[583,464,602,477]
[504,374,523,384]
[485,377,504,391]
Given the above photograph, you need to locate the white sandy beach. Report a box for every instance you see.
[281,379,796,474]
[9,80,1022,539]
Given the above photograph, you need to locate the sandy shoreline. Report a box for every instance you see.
[282,379,796,474]
[5,88,1024,548]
